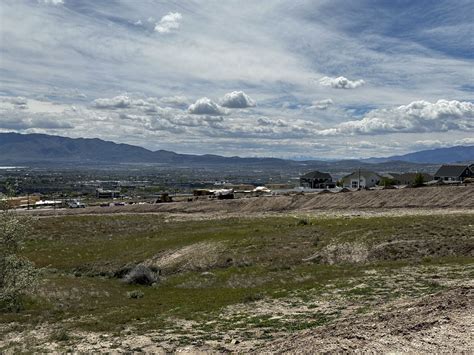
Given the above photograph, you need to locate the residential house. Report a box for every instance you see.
[434,165,473,182]
[300,171,335,189]
[96,188,121,198]
[340,170,381,189]
[390,172,433,186]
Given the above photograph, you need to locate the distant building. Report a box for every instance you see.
[96,188,121,198]
[390,172,433,186]
[300,171,335,189]
[340,170,381,189]
[434,165,473,182]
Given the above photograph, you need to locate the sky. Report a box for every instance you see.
[0,0,473,159]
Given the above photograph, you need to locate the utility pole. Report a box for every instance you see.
[358,168,361,190]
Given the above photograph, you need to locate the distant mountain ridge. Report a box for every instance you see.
[0,132,295,166]
[363,145,474,164]
[0,132,471,169]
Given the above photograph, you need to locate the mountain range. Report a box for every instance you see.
[363,145,474,164]
[0,132,472,169]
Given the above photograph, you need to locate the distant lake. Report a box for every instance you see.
[0,166,26,169]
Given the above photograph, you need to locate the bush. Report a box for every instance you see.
[0,208,39,312]
[123,265,159,286]
[127,290,144,299]
[296,218,310,226]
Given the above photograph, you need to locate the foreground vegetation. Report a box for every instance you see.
[1,213,473,351]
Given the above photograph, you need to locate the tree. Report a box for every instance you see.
[380,177,396,187]
[0,202,38,312]
[414,173,425,187]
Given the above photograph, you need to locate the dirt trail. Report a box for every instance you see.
[27,185,474,217]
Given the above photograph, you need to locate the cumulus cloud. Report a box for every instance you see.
[219,91,256,108]
[332,100,474,135]
[0,96,28,109]
[257,117,288,127]
[93,95,188,113]
[318,76,365,89]
[309,98,334,110]
[188,97,226,115]
[154,12,182,33]
[93,95,131,109]
[38,0,64,5]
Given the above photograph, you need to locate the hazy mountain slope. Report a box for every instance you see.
[0,132,292,166]
[0,132,436,172]
[364,146,474,164]
[0,132,158,163]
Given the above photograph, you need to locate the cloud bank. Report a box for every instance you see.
[38,0,64,5]
[333,100,474,135]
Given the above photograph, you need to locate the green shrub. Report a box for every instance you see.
[413,173,425,187]
[296,218,310,226]
[0,209,39,312]
[123,265,159,286]
[127,290,144,299]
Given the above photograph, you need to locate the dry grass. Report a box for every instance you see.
[0,211,473,352]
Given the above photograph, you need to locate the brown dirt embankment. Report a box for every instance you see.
[264,286,473,353]
[29,185,474,217]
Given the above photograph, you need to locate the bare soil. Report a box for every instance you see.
[265,286,473,353]
[26,185,474,217]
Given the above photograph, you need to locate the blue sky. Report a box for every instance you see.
[0,0,473,158]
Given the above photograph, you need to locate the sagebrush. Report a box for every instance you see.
[0,209,38,312]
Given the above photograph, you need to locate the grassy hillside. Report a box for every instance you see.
[1,213,472,351]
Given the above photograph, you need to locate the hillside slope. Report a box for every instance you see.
[0,132,430,172]
[366,145,474,164]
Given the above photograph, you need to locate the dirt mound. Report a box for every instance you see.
[29,185,474,217]
[368,237,474,261]
[265,287,474,353]
[143,241,228,274]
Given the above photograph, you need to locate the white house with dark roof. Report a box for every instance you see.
[340,170,381,189]
[434,165,473,182]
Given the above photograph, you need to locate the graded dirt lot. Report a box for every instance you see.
[1,188,473,353]
[27,185,474,217]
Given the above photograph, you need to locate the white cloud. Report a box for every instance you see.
[220,91,256,108]
[154,12,182,34]
[257,117,287,127]
[0,96,28,109]
[0,109,74,130]
[455,137,474,145]
[318,76,365,89]
[332,100,474,135]
[38,0,64,5]
[188,97,226,115]
[158,95,189,108]
[93,95,131,109]
[308,98,334,110]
